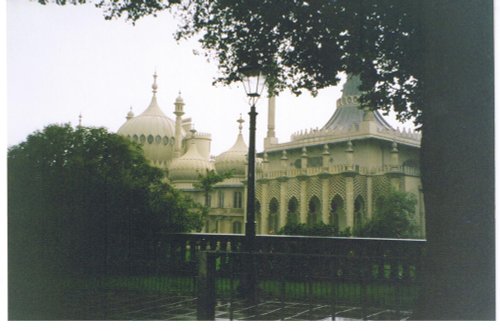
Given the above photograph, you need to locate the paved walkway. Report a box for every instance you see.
[61,290,411,320]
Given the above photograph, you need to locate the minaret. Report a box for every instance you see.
[264,96,278,148]
[174,91,185,157]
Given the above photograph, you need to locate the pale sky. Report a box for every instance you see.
[6,0,413,157]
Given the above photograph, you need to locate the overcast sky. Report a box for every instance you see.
[6,1,415,157]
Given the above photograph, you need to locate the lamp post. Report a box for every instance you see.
[239,65,266,303]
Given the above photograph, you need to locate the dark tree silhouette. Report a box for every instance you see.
[8,124,203,319]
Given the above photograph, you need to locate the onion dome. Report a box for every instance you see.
[117,72,184,168]
[169,129,215,181]
[215,115,248,175]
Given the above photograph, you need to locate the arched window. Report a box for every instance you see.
[307,196,321,224]
[330,195,346,231]
[354,196,365,232]
[287,197,299,224]
[268,198,279,234]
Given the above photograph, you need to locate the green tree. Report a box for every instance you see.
[8,124,202,319]
[359,190,418,239]
[193,169,233,232]
[34,0,497,320]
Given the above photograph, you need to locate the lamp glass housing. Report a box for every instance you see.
[239,66,266,106]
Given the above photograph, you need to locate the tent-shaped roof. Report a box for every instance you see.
[322,75,393,131]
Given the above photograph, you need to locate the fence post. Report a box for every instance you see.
[197,251,216,320]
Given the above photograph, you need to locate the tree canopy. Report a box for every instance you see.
[358,190,418,239]
[8,124,202,278]
[38,0,423,126]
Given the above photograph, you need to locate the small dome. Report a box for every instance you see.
[117,74,185,168]
[169,136,214,181]
[215,116,248,175]
[126,110,134,120]
[175,92,184,104]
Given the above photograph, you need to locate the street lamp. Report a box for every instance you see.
[239,65,266,303]
[239,65,266,253]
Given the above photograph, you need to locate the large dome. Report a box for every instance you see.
[169,132,214,181]
[215,117,248,175]
[117,74,184,168]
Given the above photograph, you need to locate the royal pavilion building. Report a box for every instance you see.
[117,74,424,237]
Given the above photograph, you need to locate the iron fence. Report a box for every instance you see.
[197,249,423,320]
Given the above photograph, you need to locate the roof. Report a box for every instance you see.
[321,75,394,131]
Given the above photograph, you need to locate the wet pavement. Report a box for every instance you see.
[61,290,411,321]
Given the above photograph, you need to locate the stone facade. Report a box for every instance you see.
[118,74,424,237]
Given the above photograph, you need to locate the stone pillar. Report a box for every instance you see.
[366,176,373,219]
[280,150,288,170]
[299,176,308,224]
[301,147,308,170]
[262,152,269,173]
[345,176,354,231]
[389,141,402,191]
[322,144,330,170]
[346,140,354,171]
[264,96,278,148]
[278,177,288,229]
[260,180,269,234]
[320,174,331,224]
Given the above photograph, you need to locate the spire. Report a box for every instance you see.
[152,71,158,95]
[237,114,244,134]
[77,113,82,128]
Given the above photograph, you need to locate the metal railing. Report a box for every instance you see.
[197,250,422,320]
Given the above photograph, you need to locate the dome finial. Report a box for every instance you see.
[152,71,158,95]
[237,114,244,133]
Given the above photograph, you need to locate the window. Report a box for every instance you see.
[330,195,345,231]
[218,191,225,208]
[268,198,279,234]
[354,196,365,232]
[287,197,299,224]
[307,196,321,224]
[233,191,242,208]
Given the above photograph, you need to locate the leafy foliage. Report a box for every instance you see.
[8,124,202,278]
[358,190,418,238]
[38,0,423,126]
